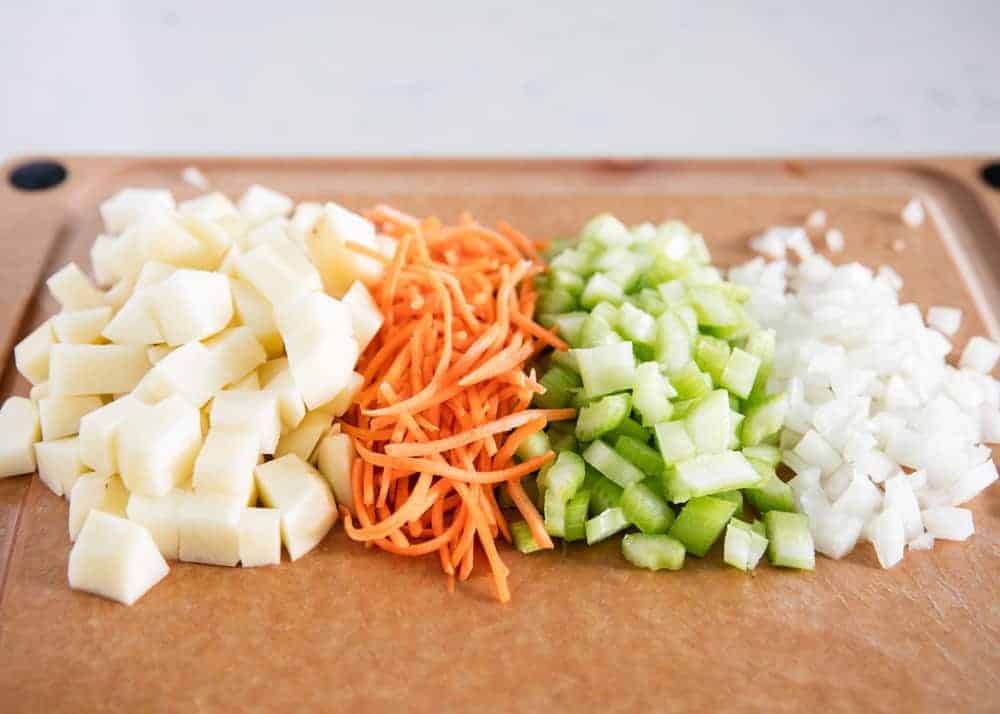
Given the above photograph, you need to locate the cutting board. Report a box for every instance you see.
[1,157,999,714]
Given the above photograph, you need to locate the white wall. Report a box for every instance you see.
[2,0,998,159]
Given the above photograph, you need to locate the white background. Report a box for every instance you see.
[1,1,998,161]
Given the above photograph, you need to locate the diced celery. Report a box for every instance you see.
[616,303,657,347]
[720,348,761,399]
[669,363,713,401]
[742,444,781,467]
[745,328,776,367]
[729,411,745,450]
[622,480,675,534]
[621,533,685,571]
[516,431,552,461]
[642,254,691,287]
[670,398,699,419]
[676,305,699,338]
[694,334,731,385]
[689,235,711,264]
[571,390,593,409]
[549,349,579,374]
[511,520,542,554]
[716,281,751,302]
[546,421,578,453]
[751,519,766,537]
[552,312,589,347]
[576,393,631,442]
[593,247,633,273]
[549,248,591,275]
[574,342,636,398]
[656,280,687,305]
[668,495,737,557]
[763,511,815,570]
[589,474,625,514]
[604,415,648,445]
[550,269,585,296]
[723,519,768,571]
[705,313,757,342]
[685,390,731,455]
[582,214,632,247]
[635,289,666,316]
[582,440,646,488]
[714,489,744,516]
[615,435,665,477]
[581,273,625,309]
[579,313,621,348]
[585,507,630,545]
[632,361,675,427]
[606,263,643,292]
[653,421,697,465]
[688,286,741,327]
[591,301,619,326]
[537,288,578,315]
[742,461,796,514]
[544,489,567,537]
[666,450,762,503]
[564,489,592,542]
[655,310,691,372]
[546,451,586,502]
[741,393,787,446]
[535,366,581,409]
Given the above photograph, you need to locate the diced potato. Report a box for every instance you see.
[226,370,260,391]
[307,202,384,297]
[134,205,216,270]
[118,396,203,497]
[108,228,148,285]
[229,277,283,358]
[237,185,293,226]
[193,427,259,504]
[78,395,145,475]
[39,395,103,441]
[35,437,86,497]
[14,319,55,386]
[276,411,332,463]
[260,359,306,431]
[181,214,233,268]
[315,371,363,417]
[29,382,50,403]
[133,341,224,408]
[210,391,281,454]
[149,269,233,346]
[102,289,164,345]
[69,472,129,540]
[134,260,179,289]
[316,431,354,512]
[233,243,316,307]
[103,277,135,311]
[239,507,281,567]
[289,202,323,245]
[0,397,41,478]
[126,491,186,559]
[100,188,174,234]
[68,510,170,606]
[254,454,337,561]
[47,263,106,311]
[240,217,290,251]
[52,306,113,344]
[178,492,243,566]
[147,345,173,364]
[275,292,359,410]
[341,281,384,351]
[178,192,237,222]
[90,234,118,287]
[49,344,150,396]
[204,326,266,387]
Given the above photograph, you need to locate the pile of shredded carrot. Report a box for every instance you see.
[339,205,572,602]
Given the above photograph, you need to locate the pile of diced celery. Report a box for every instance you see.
[512,214,815,572]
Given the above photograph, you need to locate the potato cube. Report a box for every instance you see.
[233,243,316,307]
[49,344,150,396]
[14,319,55,385]
[289,202,324,244]
[315,371,364,417]
[237,184,293,226]
[178,192,237,222]
[90,234,117,287]
[193,427,259,504]
[135,206,215,270]
[103,277,135,311]
[240,217,290,251]
[69,472,129,540]
[147,345,173,364]
[101,290,165,345]
[52,306,112,344]
[68,510,170,606]
[307,202,384,296]
[118,396,203,497]
[239,507,281,567]
[149,269,233,346]
[78,395,145,475]
[0,397,41,477]
[133,341,224,408]
[275,292,359,410]
[226,370,260,391]
[210,391,281,454]
[177,492,243,566]
[181,214,232,268]
[39,395,104,441]
[255,454,337,560]
[276,411,333,463]
[260,359,306,431]
[316,432,354,511]
[35,437,86,497]
[341,281,384,351]
[229,278,283,358]
[204,326,266,387]
[47,262,108,310]
[29,382,50,403]
[126,491,186,559]
[100,188,175,234]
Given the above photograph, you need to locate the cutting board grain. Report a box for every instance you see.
[1,157,999,714]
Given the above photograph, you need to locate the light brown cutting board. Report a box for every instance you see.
[1,157,998,713]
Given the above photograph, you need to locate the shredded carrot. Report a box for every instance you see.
[341,208,570,603]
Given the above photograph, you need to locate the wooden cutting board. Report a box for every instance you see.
[1,157,998,714]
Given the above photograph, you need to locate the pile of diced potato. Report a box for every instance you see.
[0,185,388,605]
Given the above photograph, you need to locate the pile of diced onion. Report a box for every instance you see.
[0,184,389,605]
[732,224,999,567]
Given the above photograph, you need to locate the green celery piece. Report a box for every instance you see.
[745,328,776,367]
[582,440,646,488]
[653,421,697,466]
[622,480,675,534]
[655,310,691,373]
[575,393,631,442]
[585,507,630,545]
[590,301,619,326]
[516,431,552,462]
[574,342,636,398]
[564,489,592,542]
[742,444,782,467]
[741,393,787,446]
[589,474,624,515]
[641,253,691,288]
[617,303,658,347]
[549,349,579,374]
[604,415,649,445]
[751,519,766,537]
[579,313,622,348]
[684,389,731,455]
[546,421,578,453]
[668,495,738,557]
[704,313,757,342]
[742,466,796,514]
[537,288,578,315]
[581,273,625,309]
[545,451,586,502]
[656,280,687,306]
[670,398,699,420]
[549,247,591,275]
[729,410,745,450]
[688,285,741,327]
[720,347,762,400]
[669,363,713,401]
[552,313,589,348]
[550,269,585,296]
[632,361,674,427]
[621,533,685,571]
[689,235,712,264]
[614,435,665,477]
[544,489,568,537]
[763,511,815,570]
[582,214,632,247]
[714,489,744,516]
[635,289,666,316]
[511,521,542,554]
[606,263,643,292]
[666,450,762,503]
[694,335,731,385]
[592,246,634,273]
[723,520,768,571]
[715,281,751,302]
[535,366,581,409]
[571,389,594,409]
[675,305,700,339]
